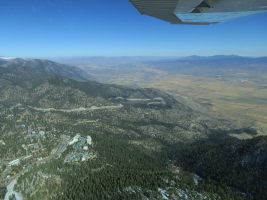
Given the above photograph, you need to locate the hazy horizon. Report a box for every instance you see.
[2,54,267,60]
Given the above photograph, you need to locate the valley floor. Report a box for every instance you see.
[112,73,267,137]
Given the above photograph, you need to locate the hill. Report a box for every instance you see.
[0,57,91,81]
[59,56,267,133]
[0,58,266,200]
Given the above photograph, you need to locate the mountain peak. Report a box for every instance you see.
[0,57,91,82]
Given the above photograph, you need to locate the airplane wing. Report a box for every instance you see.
[130,0,267,24]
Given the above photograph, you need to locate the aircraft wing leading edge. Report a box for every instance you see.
[130,0,267,24]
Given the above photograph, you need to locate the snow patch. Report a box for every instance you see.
[0,57,16,60]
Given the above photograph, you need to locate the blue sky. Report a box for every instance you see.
[0,0,267,57]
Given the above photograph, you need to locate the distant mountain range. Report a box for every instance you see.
[50,55,267,66]
[147,55,267,75]
[49,56,169,67]
[178,55,267,61]
[45,55,267,87]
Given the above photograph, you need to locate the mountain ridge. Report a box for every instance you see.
[0,57,91,81]
[0,57,266,200]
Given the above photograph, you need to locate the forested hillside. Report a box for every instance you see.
[0,58,266,200]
